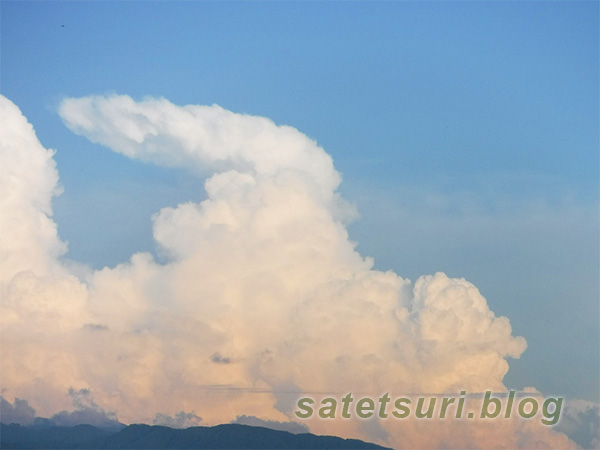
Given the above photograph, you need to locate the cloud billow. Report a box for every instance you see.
[0,94,579,448]
[153,411,202,428]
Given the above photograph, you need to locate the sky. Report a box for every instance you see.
[0,1,598,449]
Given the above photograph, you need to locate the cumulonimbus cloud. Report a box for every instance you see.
[0,94,580,448]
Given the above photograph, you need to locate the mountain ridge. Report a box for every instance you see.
[0,422,392,449]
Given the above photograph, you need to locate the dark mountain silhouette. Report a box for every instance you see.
[0,422,391,449]
[1,423,113,449]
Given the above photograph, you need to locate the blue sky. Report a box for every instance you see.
[1,0,598,405]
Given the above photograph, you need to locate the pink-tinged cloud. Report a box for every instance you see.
[0,94,581,448]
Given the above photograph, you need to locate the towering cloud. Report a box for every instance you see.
[0,96,90,418]
[0,94,578,448]
[0,96,65,282]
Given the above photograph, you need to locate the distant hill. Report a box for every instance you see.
[1,423,113,449]
[1,422,391,449]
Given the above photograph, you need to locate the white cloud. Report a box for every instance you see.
[0,94,581,448]
[0,96,65,284]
